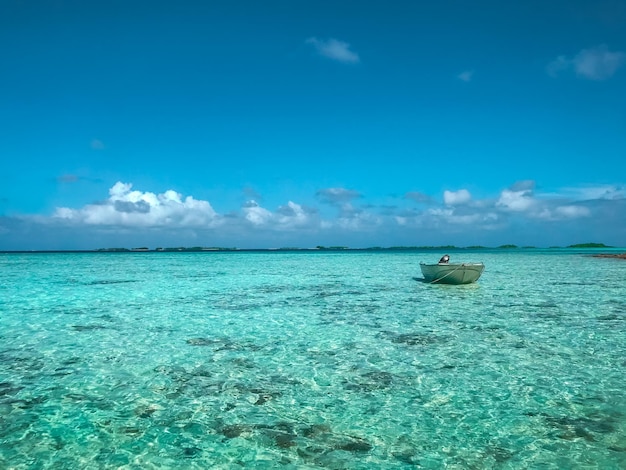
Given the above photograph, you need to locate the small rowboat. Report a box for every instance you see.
[420,257,485,284]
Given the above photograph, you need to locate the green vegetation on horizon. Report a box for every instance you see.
[88,242,613,252]
[567,243,611,248]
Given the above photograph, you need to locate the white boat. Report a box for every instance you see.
[420,256,485,284]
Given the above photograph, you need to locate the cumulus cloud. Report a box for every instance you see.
[533,204,592,221]
[548,45,626,80]
[114,199,151,214]
[443,189,471,206]
[4,179,626,250]
[493,181,598,222]
[496,188,536,212]
[574,46,626,80]
[242,200,314,229]
[54,182,219,227]
[403,180,595,228]
[554,205,591,218]
[276,201,312,220]
[457,70,474,82]
[242,200,273,226]
[422,206,499,227]
[427,207,454,219]
[306,37,360,64]
[561,185,626,201]
[332,209,381,231]
[44,182,321,239]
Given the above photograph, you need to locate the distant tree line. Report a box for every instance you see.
[93,242,611,252]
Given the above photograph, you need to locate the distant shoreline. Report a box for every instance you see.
[1,244,624,254]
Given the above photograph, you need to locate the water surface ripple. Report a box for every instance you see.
[1,251,625,468]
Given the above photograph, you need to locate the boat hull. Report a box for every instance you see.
[420,263,485,284]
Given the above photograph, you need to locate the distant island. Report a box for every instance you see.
[3,242,621,254]
[83,242,617,253]
[567,243,612,248]
[563,243,626,260]
[95,246,239,252]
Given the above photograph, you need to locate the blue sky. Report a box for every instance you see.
[1,0,625,250]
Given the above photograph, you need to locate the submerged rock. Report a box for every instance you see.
[343,370,396,392]
[220,424,253,439]
[591,253,626,259]
[0,381,23,397]
[182,446,202,457]
[71,325,107,331]
[134,404,161,418]
[388,332,444,346]
[186,337,222,346]
[545,415,617,442]
[335,437,373,452]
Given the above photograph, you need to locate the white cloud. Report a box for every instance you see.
[428,207,454,218]
[427,205,498,225]
[457,70,474,82]
[548,45,626,80]
[574,46,626,80]
[561,185,626,201]
[242,200,313,230]
[334,210,381,230]
[4,179,626,250]
[276,201,311,227]
[242,200,273,226]
[443,189,471,206]
[54,182,219,227]
[306,37,360,64]
[555,205,591,218]
[448,213,482,225]
[496,188,536,212]
[494,182,596,221]
[534,205,592,221]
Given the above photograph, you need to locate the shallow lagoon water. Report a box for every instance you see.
[1,250,625,469]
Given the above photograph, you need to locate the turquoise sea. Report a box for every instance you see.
[1,249,625,469]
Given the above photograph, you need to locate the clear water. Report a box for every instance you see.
[1,250,625,469]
